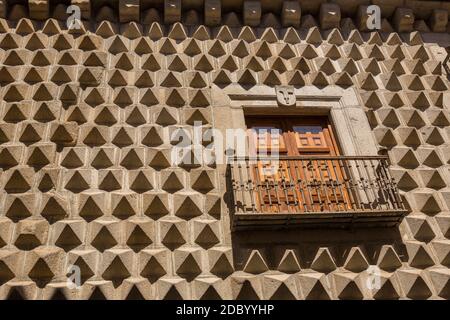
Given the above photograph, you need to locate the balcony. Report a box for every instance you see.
[228,155,408,230]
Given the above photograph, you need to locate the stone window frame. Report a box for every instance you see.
[212,84,380,157]
[212,84,408,229]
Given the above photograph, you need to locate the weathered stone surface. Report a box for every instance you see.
[0,0,449,300]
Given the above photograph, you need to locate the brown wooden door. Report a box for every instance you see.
[246,116,350,213]
[246,117,295,213]
[286,118,350,212]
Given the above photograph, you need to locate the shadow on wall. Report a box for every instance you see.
[224,163,409,272]
[231,227,407,272]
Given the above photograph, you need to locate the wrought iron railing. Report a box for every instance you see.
[228,155,406,219]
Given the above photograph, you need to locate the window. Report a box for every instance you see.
[246,116,349,213]
[229,115,407,229]
[246,116,339,156]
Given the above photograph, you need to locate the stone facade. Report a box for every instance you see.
[0,0,449,299]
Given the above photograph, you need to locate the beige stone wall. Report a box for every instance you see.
[0,1,449,299]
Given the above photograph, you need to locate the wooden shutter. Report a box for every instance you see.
[245,116,350,213]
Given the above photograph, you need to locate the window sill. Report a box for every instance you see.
[232,210,408,231]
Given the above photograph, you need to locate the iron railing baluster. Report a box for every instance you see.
[229,155,406,216]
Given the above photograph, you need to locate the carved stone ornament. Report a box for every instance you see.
[275,85,296,107]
